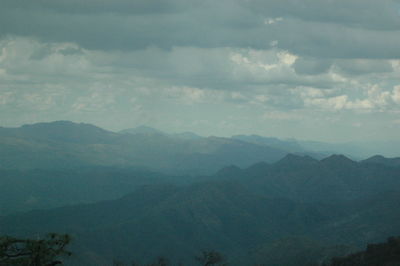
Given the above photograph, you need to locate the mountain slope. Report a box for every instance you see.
[361,155,400,167]
[0,182,346,265]
[216,154,400,203]
[1,154,400,265]
[0,167,178,215]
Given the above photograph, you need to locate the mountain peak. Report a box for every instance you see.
[362,155,400,167]
[20,120,107,131]
[22,120,77,128]
[17,120,115,143]
[321,154,356,166]
[363,154,386,162]
[277,153,318,165]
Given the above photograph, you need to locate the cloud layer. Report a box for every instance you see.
[1,0,400,141]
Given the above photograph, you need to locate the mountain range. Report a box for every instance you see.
[0,121,291,175]
[1,121,400,265]
[1,153,399,265]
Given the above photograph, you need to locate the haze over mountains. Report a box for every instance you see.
[0,121,290,175]
[1,121,399,174]
[1,121,400,265]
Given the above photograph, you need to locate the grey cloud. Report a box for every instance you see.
[2,0,400,60]
[334,59,394,75]
[1,36,400,140]
[293,57,332,75]
[274,18,400,59]
[58,47,84,56]
[89,47,338,90]
[0,0,183,15]
[0,0,264,51]
[29,45,52,60]
[245,0,400,31]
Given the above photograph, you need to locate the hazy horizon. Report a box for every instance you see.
[1,0,400,142]
[3,119,400,150]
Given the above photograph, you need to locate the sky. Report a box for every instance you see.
[1,0,400,142]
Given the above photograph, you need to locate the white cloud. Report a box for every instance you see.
[0,91,13,105]
[304,95,348,110]
[254,94,269,103]
[71,86,117,112]
[263,110,302,120]
[392,85,400,104]
[0,30,400,140]
[367,85,391,108]
[163,86,226,105]
[277,51,297,65]
[264,17,283,25]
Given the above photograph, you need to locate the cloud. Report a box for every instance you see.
[71,86,117,112]
[392,85,400,103]
[246,0,400,31]
[334,59,393,75]
[1,37,398,116]
[293,57,332,75]
[299,84,400,112]
[0,91,13,105]
[1,0,400,59]
[0,2,400,141]
[262,110,302,120]
[264,17,283,25]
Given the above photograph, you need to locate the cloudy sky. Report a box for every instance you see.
[1,0,400,142]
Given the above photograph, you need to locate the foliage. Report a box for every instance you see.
[327,236,400,266]
[194,250,227,266]
[112,251,226,266]
[0,233,71,266]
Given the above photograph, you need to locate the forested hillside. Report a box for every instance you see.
[1,154,399,265]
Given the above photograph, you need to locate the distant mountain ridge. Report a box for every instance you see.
[234,134,400,159]
[1,120,399,175]
[119,125,165,135]
[361,154,400,167]
[0,121,290,175]
[0,120,117,144]
[232,134,305,153]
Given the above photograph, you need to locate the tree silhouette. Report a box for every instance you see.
[194,250,227,266]
[327,236,400,266]
[0,233,71,266]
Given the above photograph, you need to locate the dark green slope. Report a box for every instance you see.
[0,181,344,265]
[327,236,400,266]
[249,236,355,266]
[0,167,178,215]
[2,178,399,265]
[313,191,400,246]
[216,154,400,203]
